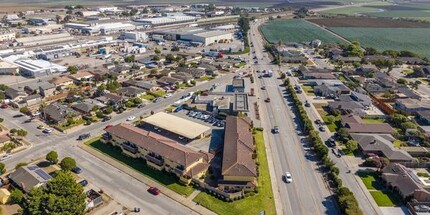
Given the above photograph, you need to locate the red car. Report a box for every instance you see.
[147,187,160,195]
[105,125,113,129]
[1,104,8,108]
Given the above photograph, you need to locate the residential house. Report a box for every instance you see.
[303,72,336,80]
[364,82,387,94]
[332,55,361,63]
[382,163,430,202]
[351,133,413,162]
[157,76,181,86]
[341,115,395,134]
[9,166,52,193]
[23,83,40,95]
[43,104,81,125]
[5,87,26,102]
[49,76,74,89]
[104,123,212,184]
[89,69,109,84]
[351,91,372,107]
[417,110,430,125]
[219,116,257,192]
[397,87,421,100]
[69,71,94,83]
[198,63,218,75]
[397,57,427,65]
[103,93,124,107]
[122,80,159,92]
[171,72,194,83]
[356,64,378,76]
[39,82,56,97]
[375,72,396,89]
[177,67,205,79]
[328,101,365,115]
[395,98,430,115]
[71,102,96,115]
[22,94,42,108]
[314,83,350,98]
[116,86,146,98]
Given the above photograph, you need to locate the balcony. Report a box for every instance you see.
[122,144,138,154]
[145,154,164,166]
[172,166,186,176]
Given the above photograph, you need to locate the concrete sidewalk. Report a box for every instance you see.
[79,144,216,215]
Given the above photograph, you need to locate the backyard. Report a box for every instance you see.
[357,171,403,207]
[314,104,340,132]
[260,19,344,44]
[362,118,384,124]
[193,130,275,215]
[85,137,195,197]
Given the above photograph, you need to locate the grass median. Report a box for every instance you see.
[84,137,194,197]
[193,130,275,215]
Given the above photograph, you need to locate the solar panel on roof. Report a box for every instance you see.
[35,169,52,180]
[27,166,38,170]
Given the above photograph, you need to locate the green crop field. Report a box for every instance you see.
[366,10,430,18]
[322,6,381,15]
[261,19,344,44]
[330,27,430,58]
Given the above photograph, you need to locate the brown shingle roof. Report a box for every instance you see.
[49,76,72,85]
[105,123,205,167]
[221,116,257,177]
[69,71,93,79]
[346,123,395,134]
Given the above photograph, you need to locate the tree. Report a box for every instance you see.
[104,106,113,114]
[19,106,30,114]
[190,80,196,86]
[397,78,407,85]
[15,162,27,169]
[410,66,425,77]
[325,115,336,124]
[401,122,417,130]
[67,65,79,74]
[16,129,27,137]
[0,162,5,174]
[166,54,175,62]
[171,46,180,52]
[124,55,135,63]
[46,151,58,164]
[364,47,378,55]
[383,50,399,58]
[346,139,358,152]
[338,128,350,140]
[131,97,142,105]
[206,3,216,12]
[125,101,133,108]
[154,49,161,55]
[152,55,160,61]
[25,171,86,215]
[0,84,8,91]
[130,8,138,16]
[60,157,77,171]
[10,189,23,204]
[96,111,104,118]
[0,118,3,123]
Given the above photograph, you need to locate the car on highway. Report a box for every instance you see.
[315,119,322,125]
[332,148,341,158]
[79,179,88,187]
[127,116,136,121]
[153,98,161,103]
[77,133,90,140]
[261,86,266,90]
[284,172,292,183]
[138,104,146,109]
[0,154,11,161]
[304,101,310,107]
[272,126,279,133]
[102,116,111,122]
[43,128,53,134]
[147,187,161,195]
[37,125,45,129]
[264,98,271,103]
[72,166,82,174]
[164,93,172,98]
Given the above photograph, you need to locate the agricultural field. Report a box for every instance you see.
[308,17,430,28]
[321,1,389,15]
[260,19,345,44]
[330,27,430,58]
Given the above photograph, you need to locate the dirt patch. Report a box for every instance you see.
[308,17,430,28]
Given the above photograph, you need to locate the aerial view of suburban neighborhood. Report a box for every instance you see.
[1,0,430,214]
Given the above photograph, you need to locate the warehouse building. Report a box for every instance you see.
[0,60,19,75]
[23,24,63,34]
[13,33,74,47]
[0,31,16,42]
[119,32,147,41]
[142,112,211,140]
[34,45,72,61]
[14,59,67,77]
[81,22,136,35]
[134,14,196,26]
[153,27,232,46]
[64,23,90,30]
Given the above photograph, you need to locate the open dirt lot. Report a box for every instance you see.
[308,17,430,28]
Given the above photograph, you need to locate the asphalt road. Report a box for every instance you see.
[249,20,338,215]
[1,72,235,215]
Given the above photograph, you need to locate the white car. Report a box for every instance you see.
[284,172,292,183]
[43,128,53,134]
[0,154,11,161]
[164,93,172,98]
[127,116,136,121]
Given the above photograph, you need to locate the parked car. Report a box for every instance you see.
[414,205,430,212]
[72,166,82,174]
[327,138,336,147]
[261,86,266,90]
[153,98,161,103]
[127,116,136,121]
[13,114,24,118]
[138,104,146,109]
[265,98,271,103]
[315,119,322,125]
[105,125,113,129]
[37,125,45,129]
[0,154,11,161]
[332,148,341,158]
[79,180,88,187]
[147,187,160,195]
[304,101,310,107]
[1,103,8,108]
[319,126,326,132]
[272,126,279,134]
[43,128,53,134]
[77,133,90,140]
[284,172,292,183]
[164,93,172,98]
[102,116,111,122]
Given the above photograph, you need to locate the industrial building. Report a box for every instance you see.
[64,23,90,30]
[134,14,196,26]
[119,32,147,41]
[23,24,63,34]
[0,60,19,75]
[142,112,211,140]
[153,27,232,46]
[14,33,75,47]
[14,59,67,77]
[81,22,136,35]
[34,45,72,61]
[0,31,16,42]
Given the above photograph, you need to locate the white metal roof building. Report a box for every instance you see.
[14,59,67,77]
[82,22,136,35]
[134,15,196,26]
[181,30,232,45]
[14,33,74,47]
[142,112,211,139]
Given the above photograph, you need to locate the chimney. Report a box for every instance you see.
[370,139,377,144]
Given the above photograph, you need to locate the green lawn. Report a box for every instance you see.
[200,76,213,81]
[357,171,383,190]
[85,138,195,197]
[322,6,381,15]
[58,118,85,130]
[362,118,384,124]
[164,105,175,112]
[302,86,315,96]
[193,130,275,215]
[150,90,166,97]
[370,191,400,207]
[141,94,155,101]
[393,140,407,148]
